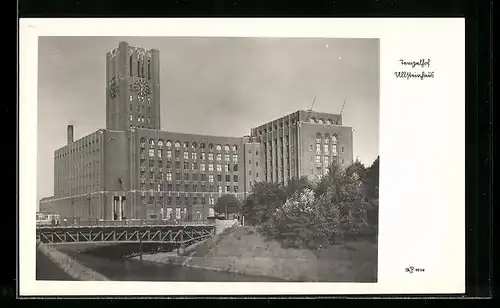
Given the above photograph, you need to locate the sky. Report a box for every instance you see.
[37,36,379,202]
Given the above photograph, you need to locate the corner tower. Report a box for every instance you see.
[106,41,160,131]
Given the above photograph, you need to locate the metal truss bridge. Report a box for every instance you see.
[36,221,216,246]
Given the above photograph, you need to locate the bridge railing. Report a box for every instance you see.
[37,219,216,228]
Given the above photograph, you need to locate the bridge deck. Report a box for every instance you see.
[36,223,215,245]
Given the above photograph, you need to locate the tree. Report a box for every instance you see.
[214,194,242,217]
[243,181,287,225]
[314,163,341,197]
[363,156,379,228]
[285,176,313,198]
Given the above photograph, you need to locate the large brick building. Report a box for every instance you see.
[40,41,354,221]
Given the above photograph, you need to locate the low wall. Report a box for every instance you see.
[37,243,109,281]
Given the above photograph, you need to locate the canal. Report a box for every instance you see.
[37,244,283,282]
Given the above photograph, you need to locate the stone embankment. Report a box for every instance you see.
[37,242,109,281]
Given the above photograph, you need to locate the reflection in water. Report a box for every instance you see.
[58,245,282,282]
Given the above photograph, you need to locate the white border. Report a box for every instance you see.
[19,18,465,296]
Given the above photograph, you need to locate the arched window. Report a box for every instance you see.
[216,144,222,151]
[324,133,330,142]
[192,142,198,149]
[232,144,238,151]
[331,135,338,144]
[318,118,324,124]
[224,145,230,152]
[200,143,206,149]
[140,137,146,143]
[147,59,151,80]
[208,143,214,150]
[325,119,331,125]
[149,139,155,146]
[175,141,181,148]
[183,142,189,149]
[158,140,164,147]
[166,140,172,147]
[310,117,316,123]
[328,118,334,125]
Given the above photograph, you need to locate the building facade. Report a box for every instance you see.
[40,42,353,221]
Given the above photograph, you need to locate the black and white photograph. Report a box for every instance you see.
[35,36,380,283]
[20,18,465,296]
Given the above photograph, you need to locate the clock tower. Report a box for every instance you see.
[105,41,160,131]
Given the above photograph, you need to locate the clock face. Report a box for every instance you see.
[107,77,119,99]
[133,79,152,97]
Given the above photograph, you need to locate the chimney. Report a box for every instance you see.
[67,125,74,144]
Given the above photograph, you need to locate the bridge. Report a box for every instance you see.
[36,220,216,246]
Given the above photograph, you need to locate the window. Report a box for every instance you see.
[166,141,172,147]
[208,153,214,161]
[129,95,133,102]
[332,144,337,155]
[224,145,230,152]
[129,115,133,121]
[249,170,252,176]
[175,171,181,180]
[225,164,229,172]
[249,182,252,187]
[175,150,180,157]
[256,161,259,166]
[332,135,338,145]
[166,172,172,181]
[201,152,206,160]
[249,149,252,154]
[183,162,188,169]
[208,164,214,172]
[256,150,259,155]
[150,139,155,146]
[201,174,206,181]
[324,144,329,154]
[184,152,189,160]
[184,173,189,181]
[316,144,321,153]
[217,164,222,172]
[341,146,344,153]
[166,150,172,159]
[208,197,215,205]
[158,149,163,158]
[209,174,214,183]
[234,175,239,182]
[224,154,230,162]
[200,143,206,149]
[218,186,223,193]
[225,175,230,182]
[233,186,238,193]
[324,156,329,166]
[232,145,238,151]
[148,148,155,157]
[175,161,181,169]
[192,152,197,160]
[192,173,198,181]
[318,119,324,124]
[233,154,238,162]
[316,155,321,166]
[200,163,205,171]
[256,173,259,178]
[233,164,238,171]
[226,186,230,193]
[192,162,197,170]
[216,145,222,151]
[175,142,181,148]
[249,160,252,164]
[217,174,222,181]
[216,153,222,161]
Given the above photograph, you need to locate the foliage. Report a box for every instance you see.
[242,182,287,226]
[214,194,242,216]
[245,156,379,249]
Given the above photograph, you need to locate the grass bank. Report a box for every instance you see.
[37,243,109,281]
[185,226,377,282]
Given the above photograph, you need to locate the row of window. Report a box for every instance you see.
[129,55,151,80]
[140,160,240,172]
[142,148,239,162]
[141,172,239,183]
[139,138,239,152]
[141,183,240,194]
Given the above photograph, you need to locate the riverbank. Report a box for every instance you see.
[37,242,109,281]
[139,226,378,282]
